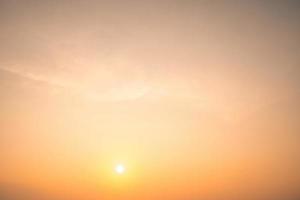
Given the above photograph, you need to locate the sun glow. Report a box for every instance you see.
[115,164,125,174]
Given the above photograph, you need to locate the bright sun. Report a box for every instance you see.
[115,164,125,174]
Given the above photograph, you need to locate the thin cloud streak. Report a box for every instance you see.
[0,65,155,102]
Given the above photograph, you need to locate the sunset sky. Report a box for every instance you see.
[0,0,300,200]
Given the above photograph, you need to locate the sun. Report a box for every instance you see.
[115,164,125,174]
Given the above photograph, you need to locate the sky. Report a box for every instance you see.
[0,0,300,199]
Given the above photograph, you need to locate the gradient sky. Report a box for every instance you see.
[0,1,300,200]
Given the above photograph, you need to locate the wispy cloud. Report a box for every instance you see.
[0,65,154,102]
[0,65,75,89]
